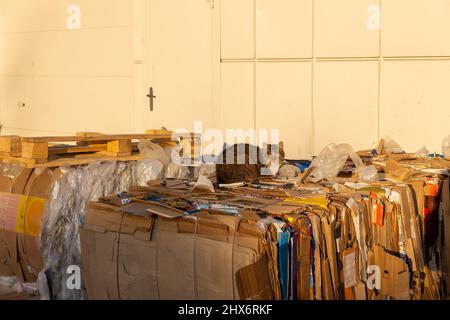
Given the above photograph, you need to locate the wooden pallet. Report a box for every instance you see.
[0,130,201,168]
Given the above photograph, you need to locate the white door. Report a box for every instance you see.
[143,0,214,133]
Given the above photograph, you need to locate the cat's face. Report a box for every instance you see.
[263,142,285,162]
[261,142,285,176]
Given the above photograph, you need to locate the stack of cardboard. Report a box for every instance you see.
[80,154,450,300]
[0,131,198,299]
[0,164,54,282]
[81,200,273,300]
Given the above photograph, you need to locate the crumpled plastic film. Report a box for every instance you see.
[310,144,379,183]
[384,136,405,154]
[0,162,24,180]
[356,165,379,182]
[166,163,191,180]
[37,271,51,300]
[0,276,39,297]
[132,160,164,186]
[38,159,167,300]
[310,144,354,181]
[0,276,17,287]
[138,140,171,168]
[416,146,430,158]
[278,164,301,179]
[193,164,216,179]
[165,163,180,179]
[350,151,379,182]
[442,134,450,159]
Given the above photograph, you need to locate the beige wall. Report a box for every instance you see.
[1,0,450,158]
[220,0,450,157]
[0,0,135,136]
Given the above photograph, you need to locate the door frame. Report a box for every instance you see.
[133,0,222,134]
[132,0,148,133]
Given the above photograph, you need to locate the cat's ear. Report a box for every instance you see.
[279,141,284,152]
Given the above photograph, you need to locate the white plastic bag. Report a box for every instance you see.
[138,140,171,167]
[356,165,379,182]
[310,144,354,181]
[384,136,405,154]
[416,146,430,158]
[311,144,379,182]
[37,271,51,300]
[278,164,301,179]
[193,164,216,179]
[193,175,215,193]
[443,134,450,159]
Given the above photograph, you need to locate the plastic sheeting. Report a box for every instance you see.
[310,144,378,183]
[38,159,164,300]
[310,144,354,181]
[0,276,39,296]
[443,134,450,159]
[384,136,405,154]
[0,162,24,179]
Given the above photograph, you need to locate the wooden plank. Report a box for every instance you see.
[76,132,103,137]
[146,129,173,135]
[22,134,172,143]
[76,132,105,146]
[48,143,139,156]
[0,130,201,168]
[21,132,200,143]
[96,151,133,157]
[107,140,132,155]
[0,136,22,156]
[48,144,108,155]
[0,153,143,169]
[21,142,48,160]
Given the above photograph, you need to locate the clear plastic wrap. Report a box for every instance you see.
[38,159,168,300]
[138,140,171,167]
[356,165,379,182]
[384,136,405,154]
[193,175,215,193]
[193,164,216,179]
[0,276,39,297]
[165,162,180,179]
[0,163,24,179]
[177,166,191,180]
[278,164,301,179]
[37,271,51,300]
[311,144,379,182]
[443,134,450,159]
[132,160,164,186]
[0,276,16,287]
[416,146,430,158]
[310,144,354,181]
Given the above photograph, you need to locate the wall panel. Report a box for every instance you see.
[256,0,312,59]
[382,0,450,56]
[314,61,379,153]
[380,60,450,153]
[256,62,313,158]
[0,0,135,136]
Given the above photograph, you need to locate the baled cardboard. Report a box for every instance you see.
[81,201,272,300]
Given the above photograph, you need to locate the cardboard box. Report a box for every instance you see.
[80,202,273,300]
[0,165,51,282]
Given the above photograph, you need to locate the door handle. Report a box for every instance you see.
[147,87,156,111]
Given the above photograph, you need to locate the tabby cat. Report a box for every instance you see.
[215,142,285,184]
